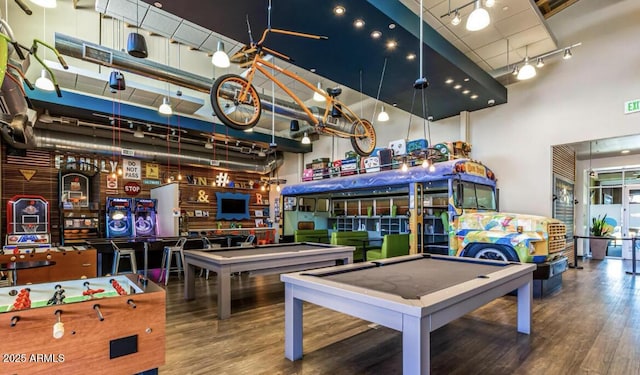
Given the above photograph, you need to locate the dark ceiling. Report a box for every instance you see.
[142,0,507,121]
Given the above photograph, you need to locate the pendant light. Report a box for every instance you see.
[127,1,148,58]
[517,46,536,80]
[312,82,325,102]
[109,71,126,91]
[159,97,172,115]
[466,0,490,31]
[29,0,56,8]
[377,106,389,122]
[212,41,230,68]
[35,69,55,91]
[301,132,311,144]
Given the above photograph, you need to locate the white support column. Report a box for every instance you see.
[459,110,470,142]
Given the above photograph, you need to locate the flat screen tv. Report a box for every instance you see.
[216,192,250,220]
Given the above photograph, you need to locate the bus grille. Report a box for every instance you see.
[548,223,567,254]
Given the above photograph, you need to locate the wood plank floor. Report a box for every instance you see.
[159,258,640,375]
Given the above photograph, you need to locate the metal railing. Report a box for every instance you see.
[572,235,639,274]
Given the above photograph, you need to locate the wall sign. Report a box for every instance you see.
[19,169,37,181]
[124,182,142,196]
[123,158,141,180]
[146,163,159,178]
[625,99,640,114]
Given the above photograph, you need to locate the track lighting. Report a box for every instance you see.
[35,69,54,91]
[212,41,230,68]
[301,132,311,145]
[133,126,144,138]
[377,106,389,122]
[563,48,572,59]
[158,97,172,115]
[451,9,461,26]
[512,65,519,76]
[536,58,545,68]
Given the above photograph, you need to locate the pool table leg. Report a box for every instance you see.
[516,279,532,334]
[217,267,232,319]
[284,283,303,361]
[402,315,430,374]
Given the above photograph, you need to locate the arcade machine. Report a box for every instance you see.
[4,195,51,250]
[133,198,159,237]
[105,197,134,238]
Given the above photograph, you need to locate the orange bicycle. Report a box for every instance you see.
[210,28,376,156]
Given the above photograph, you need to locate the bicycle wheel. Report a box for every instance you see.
[210,74,262,130]
[350,119,376,156]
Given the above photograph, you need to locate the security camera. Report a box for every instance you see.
[488,99,495,106]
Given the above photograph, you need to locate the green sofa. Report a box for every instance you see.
[331,231,373,261]
[294,229,330,243]
[366,234,410,261]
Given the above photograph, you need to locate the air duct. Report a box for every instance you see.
[33,128,282,175]
[54,33,325,126]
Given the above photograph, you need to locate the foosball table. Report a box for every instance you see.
[0,274,165,375]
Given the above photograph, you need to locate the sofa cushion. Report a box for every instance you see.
[367,234,410,261]
[294,229,329,243]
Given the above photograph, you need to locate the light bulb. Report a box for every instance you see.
[177,173,183,181]
[301,132,311,144]
[111,172,117,179]
[466,1,490,31]
[401,162,408,172]
[485,0,495,7]
[261,184,266,192]
[429,163,436,172]
[422,159,429,168]
[117,168,123,176]
[212,41,230,68]
[159,97,173,115]
[35,69,55,91]
[313,82,325,102]
[377,106,389,122]
[276,183,281,192]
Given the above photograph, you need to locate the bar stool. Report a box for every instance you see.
[159,237,187,286]
[110,240,138,275]
[200,237,222,279]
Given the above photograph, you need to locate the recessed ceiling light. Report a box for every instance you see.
[392,103,398,107]
[310,68,316,72]
[453,84,462,90]
[445,78,454,84]
[470,94,478,99]
[621,150,630,154]
[386,40,397,49]
[334,5,345,15]
[462,89,470,94]
[388,23,396,29]
[153,1,162,7]
[502,6,509,11]
[371,30,382,39]
[406,53,416,60]
[354,19,365,28]
[464,78,470,82]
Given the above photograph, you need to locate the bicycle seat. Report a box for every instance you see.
[326,87,342,97]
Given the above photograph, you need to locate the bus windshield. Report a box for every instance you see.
[457,182,497,210]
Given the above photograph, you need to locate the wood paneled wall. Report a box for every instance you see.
[2,145,269,245]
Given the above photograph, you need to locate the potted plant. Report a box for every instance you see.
[590,214,612,260]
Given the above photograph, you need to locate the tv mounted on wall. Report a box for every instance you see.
[216,192,250,220]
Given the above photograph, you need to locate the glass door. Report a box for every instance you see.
[623,185,640,259]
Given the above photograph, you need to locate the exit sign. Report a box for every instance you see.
[625,99,640,114]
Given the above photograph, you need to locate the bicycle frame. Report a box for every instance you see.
[237,29,362,139]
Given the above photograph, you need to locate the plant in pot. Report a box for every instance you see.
[590,214,612,260]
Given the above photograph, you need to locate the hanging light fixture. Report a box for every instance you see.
[35,69,55,91]
[466,0,490,31]
[511,65,519,76]
[429,160,436,172]
[301,132,311,144]
[377,105,389,122]
[29,0,56,8]
[401,159,409,172]
[312,82,325,102]
[517,46,536,80]
[159,97,172,115]
[127,1,148,58]
[212,41,230,68]
[109,71,126,91]
[289,120,300,132]
[422,158,429,168]
[276,182,281,192]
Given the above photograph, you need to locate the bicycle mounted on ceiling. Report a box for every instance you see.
[209,26,377,156]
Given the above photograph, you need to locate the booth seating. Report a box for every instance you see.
[110,240,138,275]
[295,229,329,243]
[331,231,372,262]
[366,234,410,261]
[159,237,187,286]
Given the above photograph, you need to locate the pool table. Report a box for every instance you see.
[281,254,536,375]
[183,243,354,319]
